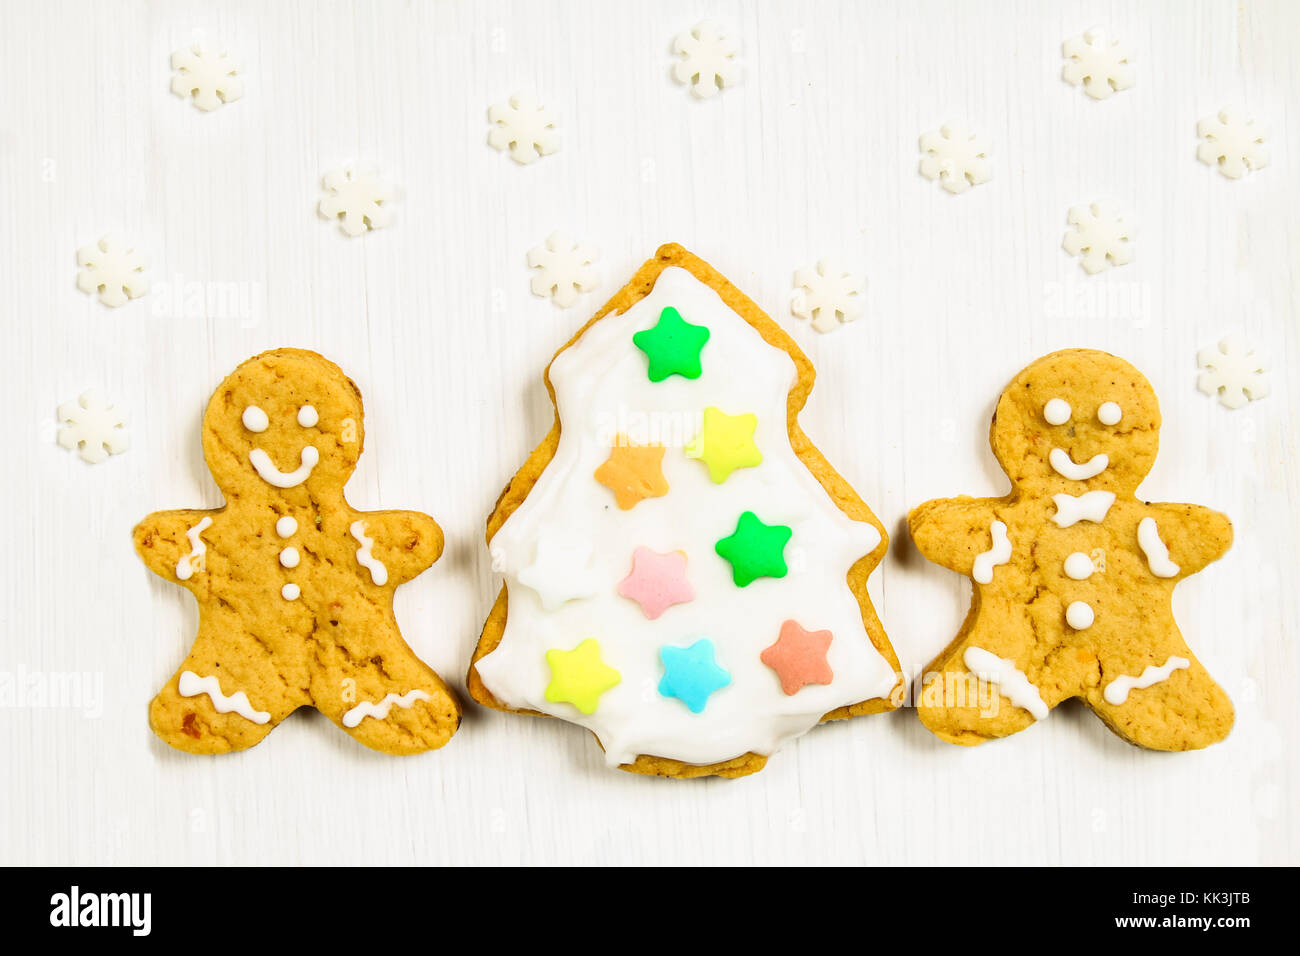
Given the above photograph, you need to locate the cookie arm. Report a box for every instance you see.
[133,509,216,584]
[908,496,1000,575]
[1143,503,1233,576]
[353,510,444,586]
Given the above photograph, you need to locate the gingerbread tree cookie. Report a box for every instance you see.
[468,244,903,779]
[135,349,460,755]
[911,349,1234,750]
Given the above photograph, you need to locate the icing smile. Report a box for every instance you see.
[1049,447,1108,480]
[249,446,320,488]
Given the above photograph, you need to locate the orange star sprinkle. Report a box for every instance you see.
[593,436,669,510]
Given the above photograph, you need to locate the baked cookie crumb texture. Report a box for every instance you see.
[135,348,460,755]
[469,244,902,778]
[910,348,1234,750]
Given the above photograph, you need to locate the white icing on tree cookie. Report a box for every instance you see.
[476,267,896,767]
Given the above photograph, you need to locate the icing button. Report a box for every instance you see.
[685,406,762,483]
[761,621,834,696]
[276,515,298,538]
[631,306,710,382]
[617,547,694,620]
[593,438,669,510]
[1064,552,1095,580]
[658,639,731,714]
[1066,601,1095,630]
[281,583,300,601]
[279,547,300,569]
[715,511,791,587]
[544,639,621,715]
[297,405,319,427]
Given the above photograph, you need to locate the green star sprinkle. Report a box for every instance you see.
[714,511,792,587]
[631,306,710,382]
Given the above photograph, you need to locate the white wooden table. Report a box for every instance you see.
[2,0,1295,865]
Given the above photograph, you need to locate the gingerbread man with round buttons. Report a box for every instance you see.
[911,349,1234,750]
[134,349,460,755]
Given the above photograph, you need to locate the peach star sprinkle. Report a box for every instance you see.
[593,436,669,510]
[761,620,834,695]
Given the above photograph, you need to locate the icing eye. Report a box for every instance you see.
[297,405,319,427]
[1097,402,1122,426]
[242,406,269,432]
[1043,398,1071,425]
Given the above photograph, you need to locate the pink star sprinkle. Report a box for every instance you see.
[617,547,695,620]
[761,620,834,695]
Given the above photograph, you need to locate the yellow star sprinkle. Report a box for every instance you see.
[685,406,762,483]
[544,638,621,715]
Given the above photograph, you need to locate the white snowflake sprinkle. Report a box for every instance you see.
[672,20,740,99]
[57,390,129,464]
[527,233,598,308]
[792,260,865,333]
[1062,26,1135,100]
[919,121,992,194]
[1198,335,1269,409]
[488,91,560,165]
[318,164,397,237]
[1197,106,1269,179]
[76,235,149,308]
[170,41,243,111]
[1062,201,1135,274]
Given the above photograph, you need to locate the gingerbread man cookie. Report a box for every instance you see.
[135,349,460,755]
[911,349,1234,750]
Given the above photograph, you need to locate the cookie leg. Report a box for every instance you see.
[916,607,1046,746]
[1088,653,1234,751]
[314,650,461,756]
[150,651,299,755]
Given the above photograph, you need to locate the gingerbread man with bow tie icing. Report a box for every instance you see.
[911,349,1234,750]
[134,349,460,755]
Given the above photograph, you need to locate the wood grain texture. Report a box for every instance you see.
[0,0,1295,864]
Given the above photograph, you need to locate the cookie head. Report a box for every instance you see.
[991,349,1160,494]
[201,349,365,495]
